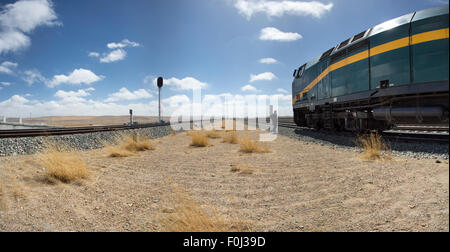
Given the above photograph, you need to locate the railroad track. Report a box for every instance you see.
[278,118,449,143]
[0,122,170,138]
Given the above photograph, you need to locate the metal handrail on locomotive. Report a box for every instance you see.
[291,5,449,131]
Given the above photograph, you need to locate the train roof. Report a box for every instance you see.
[298,5,449,71]
[413,4,449,22]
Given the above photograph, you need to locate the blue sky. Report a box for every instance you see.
[0,0,448,117]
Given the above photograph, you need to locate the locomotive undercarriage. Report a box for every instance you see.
[294,91,449,132]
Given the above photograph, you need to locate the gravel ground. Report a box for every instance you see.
[278,127,449,160]
[0,130,448,232]
[0,126,173,157]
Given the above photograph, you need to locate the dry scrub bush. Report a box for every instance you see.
[239,137,270,153]
[222,131,239,144]
[190,131,210,147]
[106,134,155,157]
[38,143,89,183]
[159,182,251,232]
[357,132,392,161]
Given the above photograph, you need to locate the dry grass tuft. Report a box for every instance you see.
[0,184,8,211]
[106,134,155,157]
[8,180,28,202]
[230,164,255,175]
[222,131,239,144]
[159,182,251,232]
[190,131,210,147]
[130,135,155,151]
[230,164,240,172]
[38,143,89,183]
[205,130,221,139]
[106,145,134,157]
[239,137,270,153]
[357,132,392,161]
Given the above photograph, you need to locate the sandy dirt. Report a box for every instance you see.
[0,130,448,232]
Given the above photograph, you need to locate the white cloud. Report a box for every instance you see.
[154,77,208,91]
[0,91,294,117]
[0,30,30,54]
[88,52,99,57]
[0,0,60,54]
[259,58,278,64]
[162,95,191,107]
[91,39,139,63]
[0,94,160,117]
[54,89,92,99]
[241,84,260,92]
[54,88,94,103]
[22,69,46,85]
[234,0,333,20]
[143,75,155,85]
[107,39,140,49]
[105,87,152,102]
[273,93,292,102]
[260,27,302,42]
[277,88,288,93]
[100,49,127,63]
[0,61,18,74]
[250,72,277,82]
[47,68,104,88]
[1,81,12,90]
[0,94,29,107]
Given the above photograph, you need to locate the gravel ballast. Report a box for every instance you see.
[0,126,173,156]
[278,127,449,160]
[1,125,447,160]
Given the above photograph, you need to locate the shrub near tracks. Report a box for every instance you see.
[38,143,89,183]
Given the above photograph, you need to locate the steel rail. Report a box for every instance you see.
[0,122,170,138]
[278,121,449,143]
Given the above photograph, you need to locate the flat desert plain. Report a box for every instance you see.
[0,130,448,232]
[21,116,170,127]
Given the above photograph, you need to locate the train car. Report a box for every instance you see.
[292,5,449,131]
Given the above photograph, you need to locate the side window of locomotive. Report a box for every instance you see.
[337,38,350,50]
[300,65,306,76]
[296,66,304,78]
[351,30,366,43]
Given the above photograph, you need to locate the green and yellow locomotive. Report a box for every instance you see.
[292,5,449,131]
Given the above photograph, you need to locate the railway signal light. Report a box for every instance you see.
[129,109,133,125]
[157,77,163,123]
[157,77,163,88]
